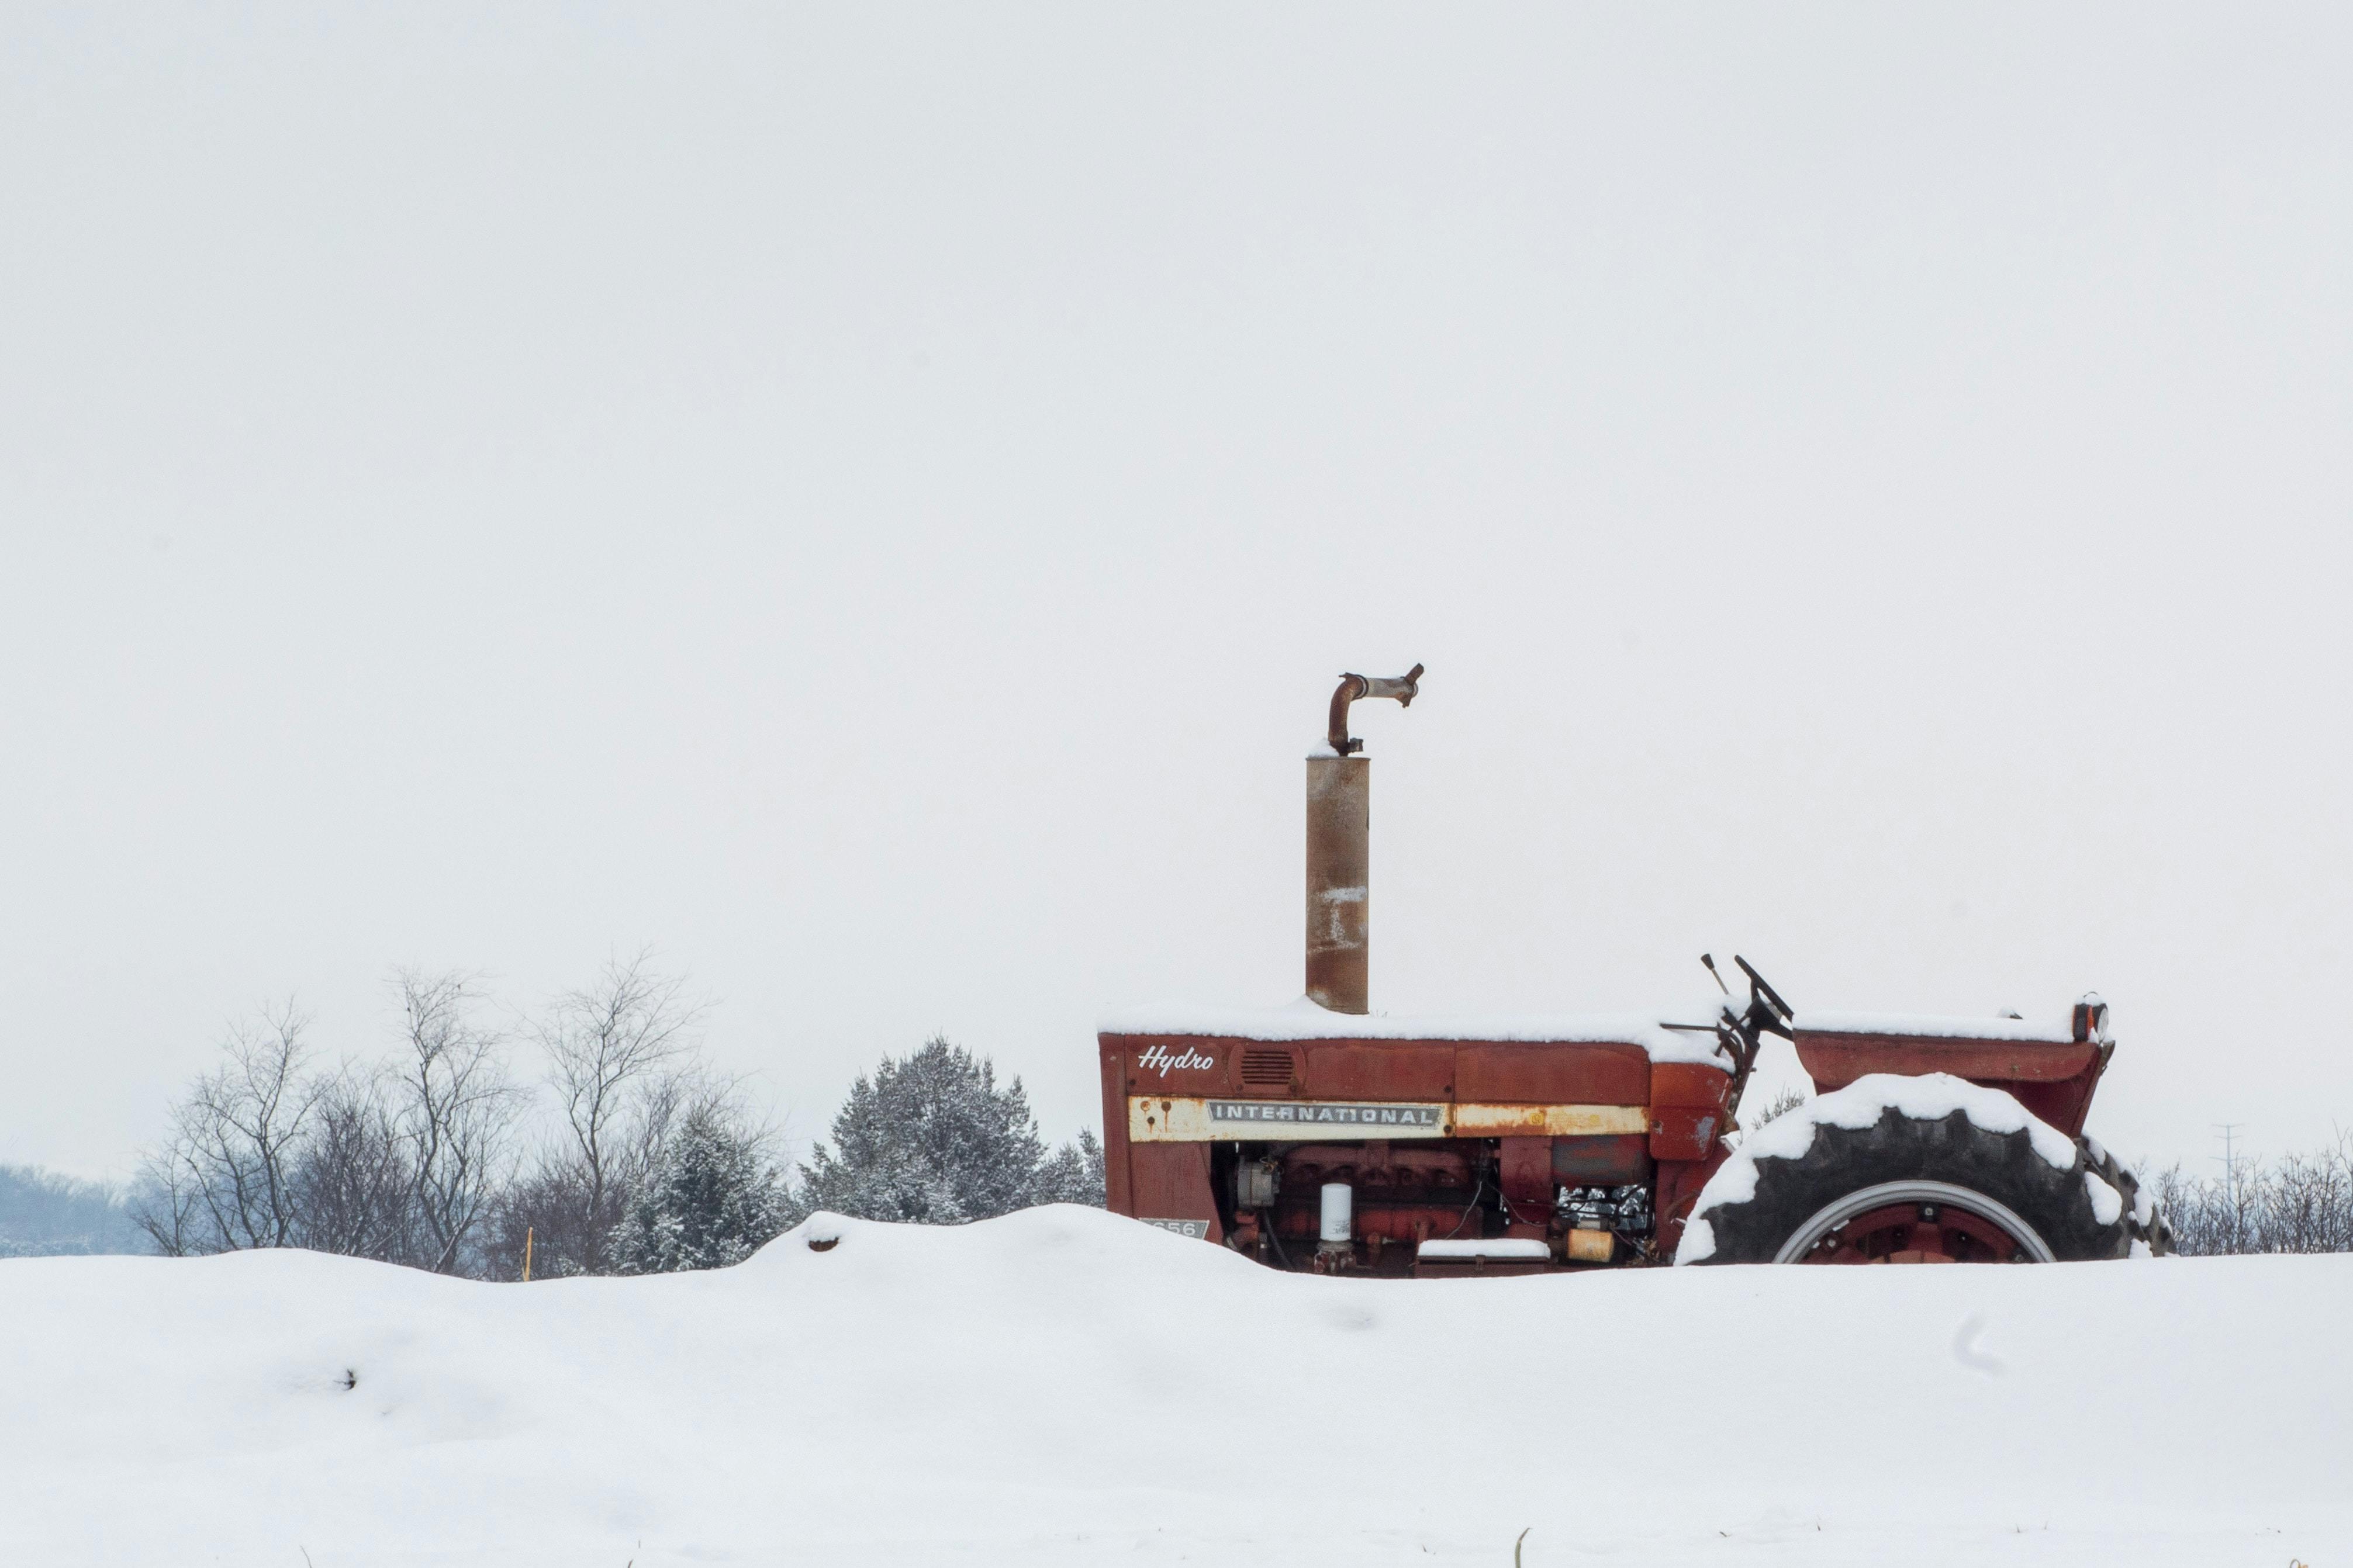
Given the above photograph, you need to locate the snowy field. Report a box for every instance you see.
[6,1207,2345,1567]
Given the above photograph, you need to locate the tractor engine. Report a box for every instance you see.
[1098,1017,1735,1273]
[1232,1143,1488,1271]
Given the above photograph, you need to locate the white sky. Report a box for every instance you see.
[4,5,2348,1181]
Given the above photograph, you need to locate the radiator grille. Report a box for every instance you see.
[1240,1048,1296,1087]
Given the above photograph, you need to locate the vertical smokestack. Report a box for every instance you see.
[1304,753,1370,1012]
[1305,666,1421,1015]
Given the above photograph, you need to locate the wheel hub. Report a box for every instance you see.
[1802,1200,2030,1264]
[1771,1179,2057,1265]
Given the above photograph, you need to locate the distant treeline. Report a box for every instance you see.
[103,953,1101,1280]
[2147,1135,2353,1257]
[11,981,2347,1266]
[0,1165,144,1258]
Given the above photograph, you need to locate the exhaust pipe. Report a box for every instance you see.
[1305,664,1422,1015]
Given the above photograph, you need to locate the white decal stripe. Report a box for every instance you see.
[1127,1097,1648,1143]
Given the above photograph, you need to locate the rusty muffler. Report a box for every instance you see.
[1305,664,1422,1015]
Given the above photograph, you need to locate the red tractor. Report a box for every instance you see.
[1097,667,2170,1272]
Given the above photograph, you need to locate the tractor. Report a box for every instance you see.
[1096,667,2170,1271]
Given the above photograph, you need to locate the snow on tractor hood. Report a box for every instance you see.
[1097,995,1736,1067]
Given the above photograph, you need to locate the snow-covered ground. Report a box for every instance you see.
[6,1207,2346,1566]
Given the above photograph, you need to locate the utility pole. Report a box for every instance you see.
[2213,1123,2246,1254]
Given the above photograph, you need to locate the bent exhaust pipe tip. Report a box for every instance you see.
[1326,663,1423,756]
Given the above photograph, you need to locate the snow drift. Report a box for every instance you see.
[5,1206,2347,1566]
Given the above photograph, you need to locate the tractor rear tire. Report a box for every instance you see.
[1684,1102,2137,1265]
[2084,1137,2175,1257]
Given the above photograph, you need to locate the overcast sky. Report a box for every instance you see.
[4,5,2348,1181]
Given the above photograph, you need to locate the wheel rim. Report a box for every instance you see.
[1774,1179,2057,1265]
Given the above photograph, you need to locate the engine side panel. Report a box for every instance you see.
[1456,1040,1649,1105]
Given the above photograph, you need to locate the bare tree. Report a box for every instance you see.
[131,1003,322,1255]
[534,952,701,1275]
[488,1055,762,1280]
[289,1067,417,1262]
[129,1150,207,1258]
[2219,1125,2258,1255]
[482,1159,595,1279]
[2143,1129,2353,1256]
[390,970,521,1275]
[2268,1133,2353,1254]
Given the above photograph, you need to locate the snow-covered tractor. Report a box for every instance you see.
[1097,667,2170,1271]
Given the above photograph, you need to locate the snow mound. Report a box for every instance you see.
[1678,1074,2082,1264]
[4,1206,2349,1565]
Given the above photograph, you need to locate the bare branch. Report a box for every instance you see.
[129,1001,320,1254]
[390,968,521,1275]
[534,951,703,1274]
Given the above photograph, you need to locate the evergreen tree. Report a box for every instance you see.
[1031,1128,1107,1207]
[613,1106,789,1273]
[794,1036,1104,1223]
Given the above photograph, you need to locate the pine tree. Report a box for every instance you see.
[794,1037,1104,1223]
[1030,1128,1107,1207]
[613,1106,789,1273]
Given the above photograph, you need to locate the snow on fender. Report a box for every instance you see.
[1676,1072,2161,1265]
